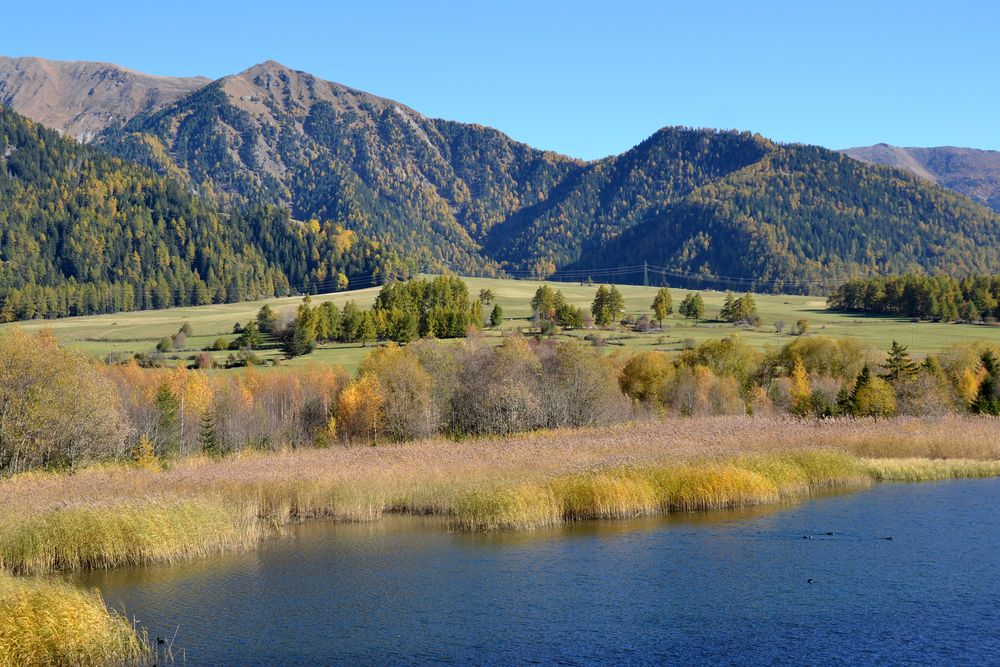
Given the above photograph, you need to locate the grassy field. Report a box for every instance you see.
[6,276,1000,372]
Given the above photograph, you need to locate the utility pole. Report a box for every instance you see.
[643,261,648,287]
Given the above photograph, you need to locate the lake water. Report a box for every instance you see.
[76,479,1000,665]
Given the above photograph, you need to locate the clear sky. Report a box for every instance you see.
[5,0,998,160]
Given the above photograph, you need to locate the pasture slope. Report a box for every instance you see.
[6,277,1000,373]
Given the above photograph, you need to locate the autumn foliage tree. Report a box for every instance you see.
[0,329,130,473]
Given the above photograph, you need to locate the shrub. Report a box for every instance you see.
[337,375,385,444]
[619,351,675,406]
[0,329,131,474]
[359,345,439,441]
[539,342,630,427]
[451,337,544,435]
[680,334,759,385]
[772,336,874,382]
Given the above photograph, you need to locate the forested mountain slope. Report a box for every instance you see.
[565,144,1000,291]
[0,56,207,142]
[0,106,400,320]
[94,61,1000,291]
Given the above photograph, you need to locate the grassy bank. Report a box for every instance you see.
[2,416,999,576]
[0,573,149,666]
[2,417,998,665]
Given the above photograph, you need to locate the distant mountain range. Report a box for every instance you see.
[2,55,1000,316]
[842,144,1000,213]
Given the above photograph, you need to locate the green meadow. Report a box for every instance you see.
[6,276,1000,373]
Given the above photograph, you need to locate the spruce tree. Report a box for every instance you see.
[154,383,180,455]
[199,409,222,458]
[490,303,504,328]
[971,351,1000,415]
[882,340,918,383]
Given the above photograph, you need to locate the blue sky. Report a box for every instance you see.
[5,1,997,159]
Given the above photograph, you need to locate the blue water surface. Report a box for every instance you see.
[77,479,1000,665]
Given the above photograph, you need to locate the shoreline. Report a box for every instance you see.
[2,416,1000,664]
[3,416,999,576]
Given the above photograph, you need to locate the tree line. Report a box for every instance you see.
[828,274,1000,323]
[3,325,999,475]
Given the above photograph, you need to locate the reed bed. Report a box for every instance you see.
[451,451,871,530]
[0,573,149,666]
[1,416,999,576]
[862,458,1000,482]
[0,499,260,575]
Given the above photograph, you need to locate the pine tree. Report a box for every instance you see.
[256,304,277,334]
[592,285,612,326]
[720,292,735,321]
[358,312,377,347]
[882,340,918,383]
[971,351,1000,415]
[607,286,626,324]
[395,311,419,343]
[490,303,504,328]
[199,409,222,458]
[283,297,318,357]
[679,293,705,320]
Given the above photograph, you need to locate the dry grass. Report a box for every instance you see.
[0,572,149,666]
[1,416,999,575]
[4,415,997,665]
[451,451,870,530]
[0,499,260,575]
[863,458,1000,482]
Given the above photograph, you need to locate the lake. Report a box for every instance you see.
[75,479,1000,665]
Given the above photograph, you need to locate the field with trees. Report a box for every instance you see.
[8,276,1000,373]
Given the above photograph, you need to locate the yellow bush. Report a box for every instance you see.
[336,375,385,444]
[619,351,674,405]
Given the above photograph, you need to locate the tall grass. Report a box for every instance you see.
[0,573,149,666]
[1,417,999,575]
[451,451,870,530]
[862,458,1000,482]
[0,499,261,575]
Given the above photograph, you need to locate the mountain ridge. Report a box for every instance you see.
[842,143,1000,212]
[0,55,209,141]
[4,55,1000,299]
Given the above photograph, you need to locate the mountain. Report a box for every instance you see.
[567,143,1000,291]
[6,57,1000,305]
[0,56,208,142]
[843,144,1000,213]
[0,105,400,320]
[99,60,582,274]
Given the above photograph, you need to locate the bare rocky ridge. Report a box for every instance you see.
[0,56,208,141]
[843,144,1000,212]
